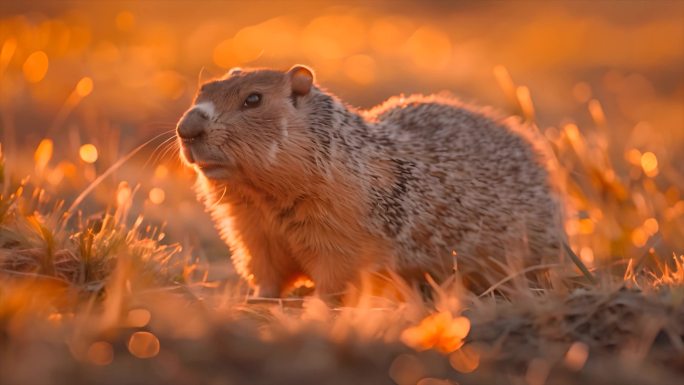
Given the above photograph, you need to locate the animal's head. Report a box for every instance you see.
[176,65,316,181]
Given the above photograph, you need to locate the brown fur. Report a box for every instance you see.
[176,65,565,298]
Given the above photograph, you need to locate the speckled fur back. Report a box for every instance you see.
[180,66,565,298]
[366,95,564,288]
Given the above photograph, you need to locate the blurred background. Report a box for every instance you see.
[1,0,682,271]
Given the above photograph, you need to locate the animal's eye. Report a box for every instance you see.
[243,93,262,108]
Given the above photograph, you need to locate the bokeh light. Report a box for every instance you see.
[23,51,49,83]
[128,331,160,359]
[640,151,659,177]
[148,187,165,205]
[401,311,470,353]
[0,2,683,384]
[0,37,17,73]
[116,182,132,207]
[564,342,589,371]
[449,344,480,373]
[127,308,152,327]
[87,341,114,366]
[404,26,451,69]
[79,144,98,163]
[115,11,135,32]
[572,82,592,103]
[34,139,53,173]
[76,77,93,97]
[343,54,376,85]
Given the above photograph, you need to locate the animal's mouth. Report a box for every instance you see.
[196,162,226,172]
[195,161,233,179]
[177,137,234,179]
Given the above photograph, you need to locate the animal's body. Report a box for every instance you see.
[176,65,564,297]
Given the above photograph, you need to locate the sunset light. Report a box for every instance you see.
[22,51,48,83]
[76,77,94,97]
[1,2,682,385]
[79,144,98,163]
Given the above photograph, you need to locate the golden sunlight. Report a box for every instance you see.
[640,151,659,177]
[22,51,49,83]
[563,342,589,371]
[449,344,480,373]
[87,341,114,366]
[127,308,152,328]
[76,77,94,97]
[405,26,452,69]
[1,2,683,384]
[148,187,166,205]
[401,311,470,354]
[127,331,160,359]
[79,144,99,163]
[34,138,53,173]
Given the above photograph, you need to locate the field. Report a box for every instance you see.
[1,1,683,384]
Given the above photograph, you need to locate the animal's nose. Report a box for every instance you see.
[177,109,207,141]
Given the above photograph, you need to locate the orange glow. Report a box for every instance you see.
[154,165,169,179]
[232,27,267,63]
[127,331,160,359]
[572,82,592,103]
[0,4,683,382]
[564,342,589,371]
[344,55,376,85]
[23,51,49,83]
[369,16,413,55]
[79,144,98,163]
[640,151,658,177]
[400,311,470,353]
[87,342,114,366]
[115,11,136,32]
[665,187,680,205]
[405,26,452,69]
[0,37,17,72]
[148,187,166,205]
[127,308,152,327]
[643,217,659,236]
[578,218,595,234]
[213,39,235,69]
[579,247,595,266]
[449,344,480,373]
[626,148,642,165]
[588,99,606,126]
[493,65,516,103]
[34,139,53,173]
[303,15,365,60]
[564,123,581,144]
[631,228,649,247]
[516,86,535,120]
[388,354,425,385]
[153,70,186,100]
[47,312,63,325]
[76,77,94,97]
[116,182,132,207]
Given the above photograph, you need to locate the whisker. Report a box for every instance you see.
[157,139,180,165]
[209,186,228,210]
[144,135,177,169]
[65,130,178,219]
[140,122,180,129]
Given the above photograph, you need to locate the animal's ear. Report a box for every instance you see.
[228,67,242,76]
[288,65,314,96]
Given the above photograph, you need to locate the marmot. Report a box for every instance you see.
[176,65,564,297]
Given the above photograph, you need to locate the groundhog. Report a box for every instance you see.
[176,65,565,298]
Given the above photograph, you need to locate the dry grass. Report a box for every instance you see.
[2,110,683,385]
[1,2,683,385]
